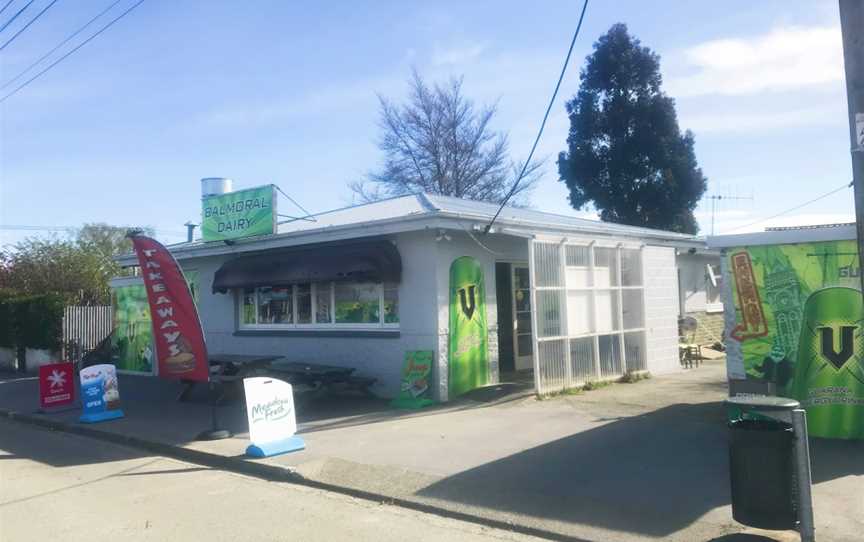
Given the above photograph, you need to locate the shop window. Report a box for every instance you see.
[335,282,380,324]
[258,286,292,324]
[239,281,398,329]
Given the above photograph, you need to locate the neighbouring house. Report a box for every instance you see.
[116,185,707,401]
[676,248,724,346]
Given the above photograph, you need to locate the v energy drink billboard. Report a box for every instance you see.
[109,271,199,375]
[724,240,864,439]
[448,256,488,398]
[201,185,276,242]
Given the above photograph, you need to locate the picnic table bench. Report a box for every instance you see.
[178,354,283,402]
[267,361,377,397]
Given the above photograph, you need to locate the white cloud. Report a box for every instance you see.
[431,41,489,67]
[679,104,845,133]
[666,26,843,97]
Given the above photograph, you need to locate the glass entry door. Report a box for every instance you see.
[512,265,533,370]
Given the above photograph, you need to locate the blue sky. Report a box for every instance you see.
[0,0,855,246]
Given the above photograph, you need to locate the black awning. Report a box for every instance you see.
[212,240,401,294]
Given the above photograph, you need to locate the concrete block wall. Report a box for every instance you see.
[684,311,725,346]
[643,246,682,375]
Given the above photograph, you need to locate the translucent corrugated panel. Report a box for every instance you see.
[537,339,567,394]
[620,248,643,286]
[621,289,645,330]
[593,247,619,287]
[566,290,592,335]
[598,333,624,379]
[569,336,596,384]
[624,331,647,372]
[565,245,590,266]
[536,290,563,338]
[533,242,562,287]
[595,289,620,332]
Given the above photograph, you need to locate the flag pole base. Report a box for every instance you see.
[196,428,232,440]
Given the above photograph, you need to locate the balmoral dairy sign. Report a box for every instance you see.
[201,185,276,242]
[243,377,305,457]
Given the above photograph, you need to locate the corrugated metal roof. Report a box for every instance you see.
[277,192,696,240]
[117,192,699,266]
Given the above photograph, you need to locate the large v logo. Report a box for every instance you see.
[819,326,857,370]
[458,285,477,320]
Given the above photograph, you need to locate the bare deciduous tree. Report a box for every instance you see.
[350,71,543,204]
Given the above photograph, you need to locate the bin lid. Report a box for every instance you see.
[725,395,800,411]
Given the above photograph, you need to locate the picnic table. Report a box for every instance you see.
[267,361,377,396]
[178,354,284,402]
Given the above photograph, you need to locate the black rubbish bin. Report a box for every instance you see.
[728,417,796,530]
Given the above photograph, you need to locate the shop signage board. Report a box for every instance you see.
[723,239,864,439]
[391,350,435,409]
[130,235,209,382]
[201,185,276,242]
[38,361,75,411]
[79,364,124,423]
[244,377,305,457]
[448,256,489,398]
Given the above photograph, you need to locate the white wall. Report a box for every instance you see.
[644,246,682,375]
[432,230,528,401]
[179,229,528,401]
[185,231,441,399]
[677,252,722,314]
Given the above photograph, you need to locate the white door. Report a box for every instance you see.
[512,265,533,370]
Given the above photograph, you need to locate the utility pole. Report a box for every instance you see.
[840,0,864,294]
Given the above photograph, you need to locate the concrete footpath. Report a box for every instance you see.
[1,361,861,542]
[0,419,549,542]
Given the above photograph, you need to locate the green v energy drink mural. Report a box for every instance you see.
[111,284,155,373]
[724,240,864,439]
[109,271,199,375]
[448,256,488,398]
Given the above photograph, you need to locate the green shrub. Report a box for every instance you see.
[14,294,64,351]
[0,290,17,348]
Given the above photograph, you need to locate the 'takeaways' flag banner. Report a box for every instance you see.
[130,235,209,382]
[723,240,864,439]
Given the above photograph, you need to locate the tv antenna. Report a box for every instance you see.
[709,192,753,235]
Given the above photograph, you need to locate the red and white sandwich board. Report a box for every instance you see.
[39,361,75,410]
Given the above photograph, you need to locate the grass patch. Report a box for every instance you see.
[619,371,652,384]
[581,379,613,391]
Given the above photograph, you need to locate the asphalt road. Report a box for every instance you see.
[0,419,543,542]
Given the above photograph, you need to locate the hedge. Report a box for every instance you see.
[0,290,16,348]
[0,292,64,351]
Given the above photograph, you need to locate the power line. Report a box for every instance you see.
[0,1,16,18]
[0,224,186,236]
[485,0,589,233]
[724,181,853,234]
[1,0,124,91]
[0,0,58,52]
[0,0,35,35]
[0,0,146,103]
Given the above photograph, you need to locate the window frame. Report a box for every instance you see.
[238,281,399,331]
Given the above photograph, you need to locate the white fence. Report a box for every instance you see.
[62,305,113,362]
[529,239,648,395]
